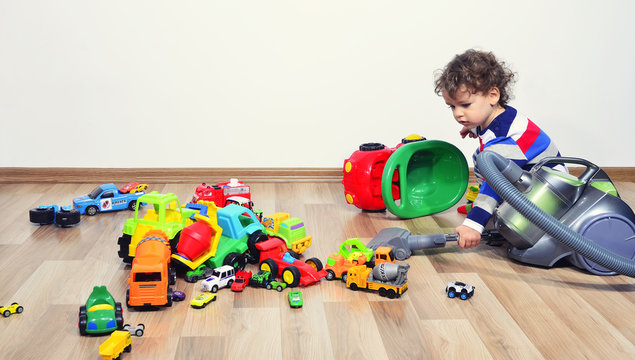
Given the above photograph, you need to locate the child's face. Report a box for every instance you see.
[442,85,500,131]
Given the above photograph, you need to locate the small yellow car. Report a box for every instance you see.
[190,293,216,309]
[1,303,24,317]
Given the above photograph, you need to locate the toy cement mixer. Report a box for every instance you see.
[342,135,469,218]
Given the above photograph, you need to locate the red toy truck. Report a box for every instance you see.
[191,178,251,207]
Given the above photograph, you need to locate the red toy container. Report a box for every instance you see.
[177,219,212,261]
[342,136,425,211]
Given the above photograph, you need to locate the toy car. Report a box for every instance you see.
[200,265,236,293]
[288,291,303,308]
[249,270,273,289]
[29,205,80,227]
[74,183,146,216]
[190,293,217,309]
[172,291,186,302]
[446,281,475,300]
[119,182,139,194]
[256,238,327,287]
[185,265,215,283]
[268,280,287,292]
[231,270,252,292]
[123,323,145,337]
[79,286,124,336]
[1,302,24,317]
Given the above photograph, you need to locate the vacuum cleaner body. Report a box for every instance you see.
[494,159,635,275]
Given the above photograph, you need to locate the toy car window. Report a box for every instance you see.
[89,186,103,199]
[134,272,161,282]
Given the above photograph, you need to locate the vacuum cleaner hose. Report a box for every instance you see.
[478,151,635,277]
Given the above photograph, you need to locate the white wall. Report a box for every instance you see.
[1,1,634,168]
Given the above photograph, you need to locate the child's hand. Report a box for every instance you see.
[455,225,481,249]
[459,126,477,139]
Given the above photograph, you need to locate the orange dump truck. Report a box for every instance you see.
[127,230,175,308]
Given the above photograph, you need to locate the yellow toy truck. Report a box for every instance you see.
[99,330,132,360]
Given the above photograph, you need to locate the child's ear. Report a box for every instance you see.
[488,87,501,106]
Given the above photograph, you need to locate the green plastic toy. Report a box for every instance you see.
[381,140,468,218]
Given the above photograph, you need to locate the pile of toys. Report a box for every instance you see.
[22,177,473,359]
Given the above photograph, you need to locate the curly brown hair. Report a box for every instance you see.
[434,49,516,106]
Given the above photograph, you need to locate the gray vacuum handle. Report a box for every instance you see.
[534,156,599,183]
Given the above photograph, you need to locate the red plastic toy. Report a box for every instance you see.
[191,179,251,207]
[231,270,252,292]
[255,238,327,287]
[342,136,424,211]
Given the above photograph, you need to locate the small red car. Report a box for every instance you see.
[119,182,139,194]
[231,270,252,292]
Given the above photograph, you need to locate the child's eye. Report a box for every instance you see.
[447,105,455,109]
[461,103,471,108]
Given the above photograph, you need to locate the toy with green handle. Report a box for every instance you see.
[380,140,469,218]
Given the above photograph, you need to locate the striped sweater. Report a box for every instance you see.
[464,105,566,233]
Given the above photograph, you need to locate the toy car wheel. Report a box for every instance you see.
[168,267,176,285]
[85,205,99,216]
[386,289,397,299]
[29,206,55,225]
[115,303,124,328]
[79,314,87,335]
[16,306,23,314]
[276,285,284,292]
[460,291,468,300]
[128,200,137,211]
[282,266,301,287]
[447,289,456,298]
[325,270,336,281]
[341,273,348,283]
[247,231,268,263]
[305,257,323,271]
[135,323,145,337]
[349,283,359,291]
[126,289,131,308]
[55,208,80,227]
[117,234,133,264]
[260,259,279,277]
[224,252,247,270]
[3,310,10,317]
[266,283,273,290]
[167,288,173,307]
[125,344,132,353]
[211,285,219,293]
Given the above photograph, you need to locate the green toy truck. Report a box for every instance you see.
[117,192,197,264]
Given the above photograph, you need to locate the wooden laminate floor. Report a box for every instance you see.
[0,181,633,360]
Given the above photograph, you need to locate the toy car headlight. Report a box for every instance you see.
[107,319,116,329]
[87,322,98,330]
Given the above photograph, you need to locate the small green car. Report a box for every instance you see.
[268,280,287,292]
[288,290,303,308]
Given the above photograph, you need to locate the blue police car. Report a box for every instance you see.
[73,183,146,216]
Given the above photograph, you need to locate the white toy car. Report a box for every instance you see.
[123,323,145,337]
[445,281,475,300]
[201,265,236,293]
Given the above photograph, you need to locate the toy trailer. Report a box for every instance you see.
[99,330,132,360]
[127,230,175,308]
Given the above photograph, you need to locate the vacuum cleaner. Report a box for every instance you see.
[367,151,635,277]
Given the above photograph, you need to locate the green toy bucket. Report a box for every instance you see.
[381,140,469,218]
